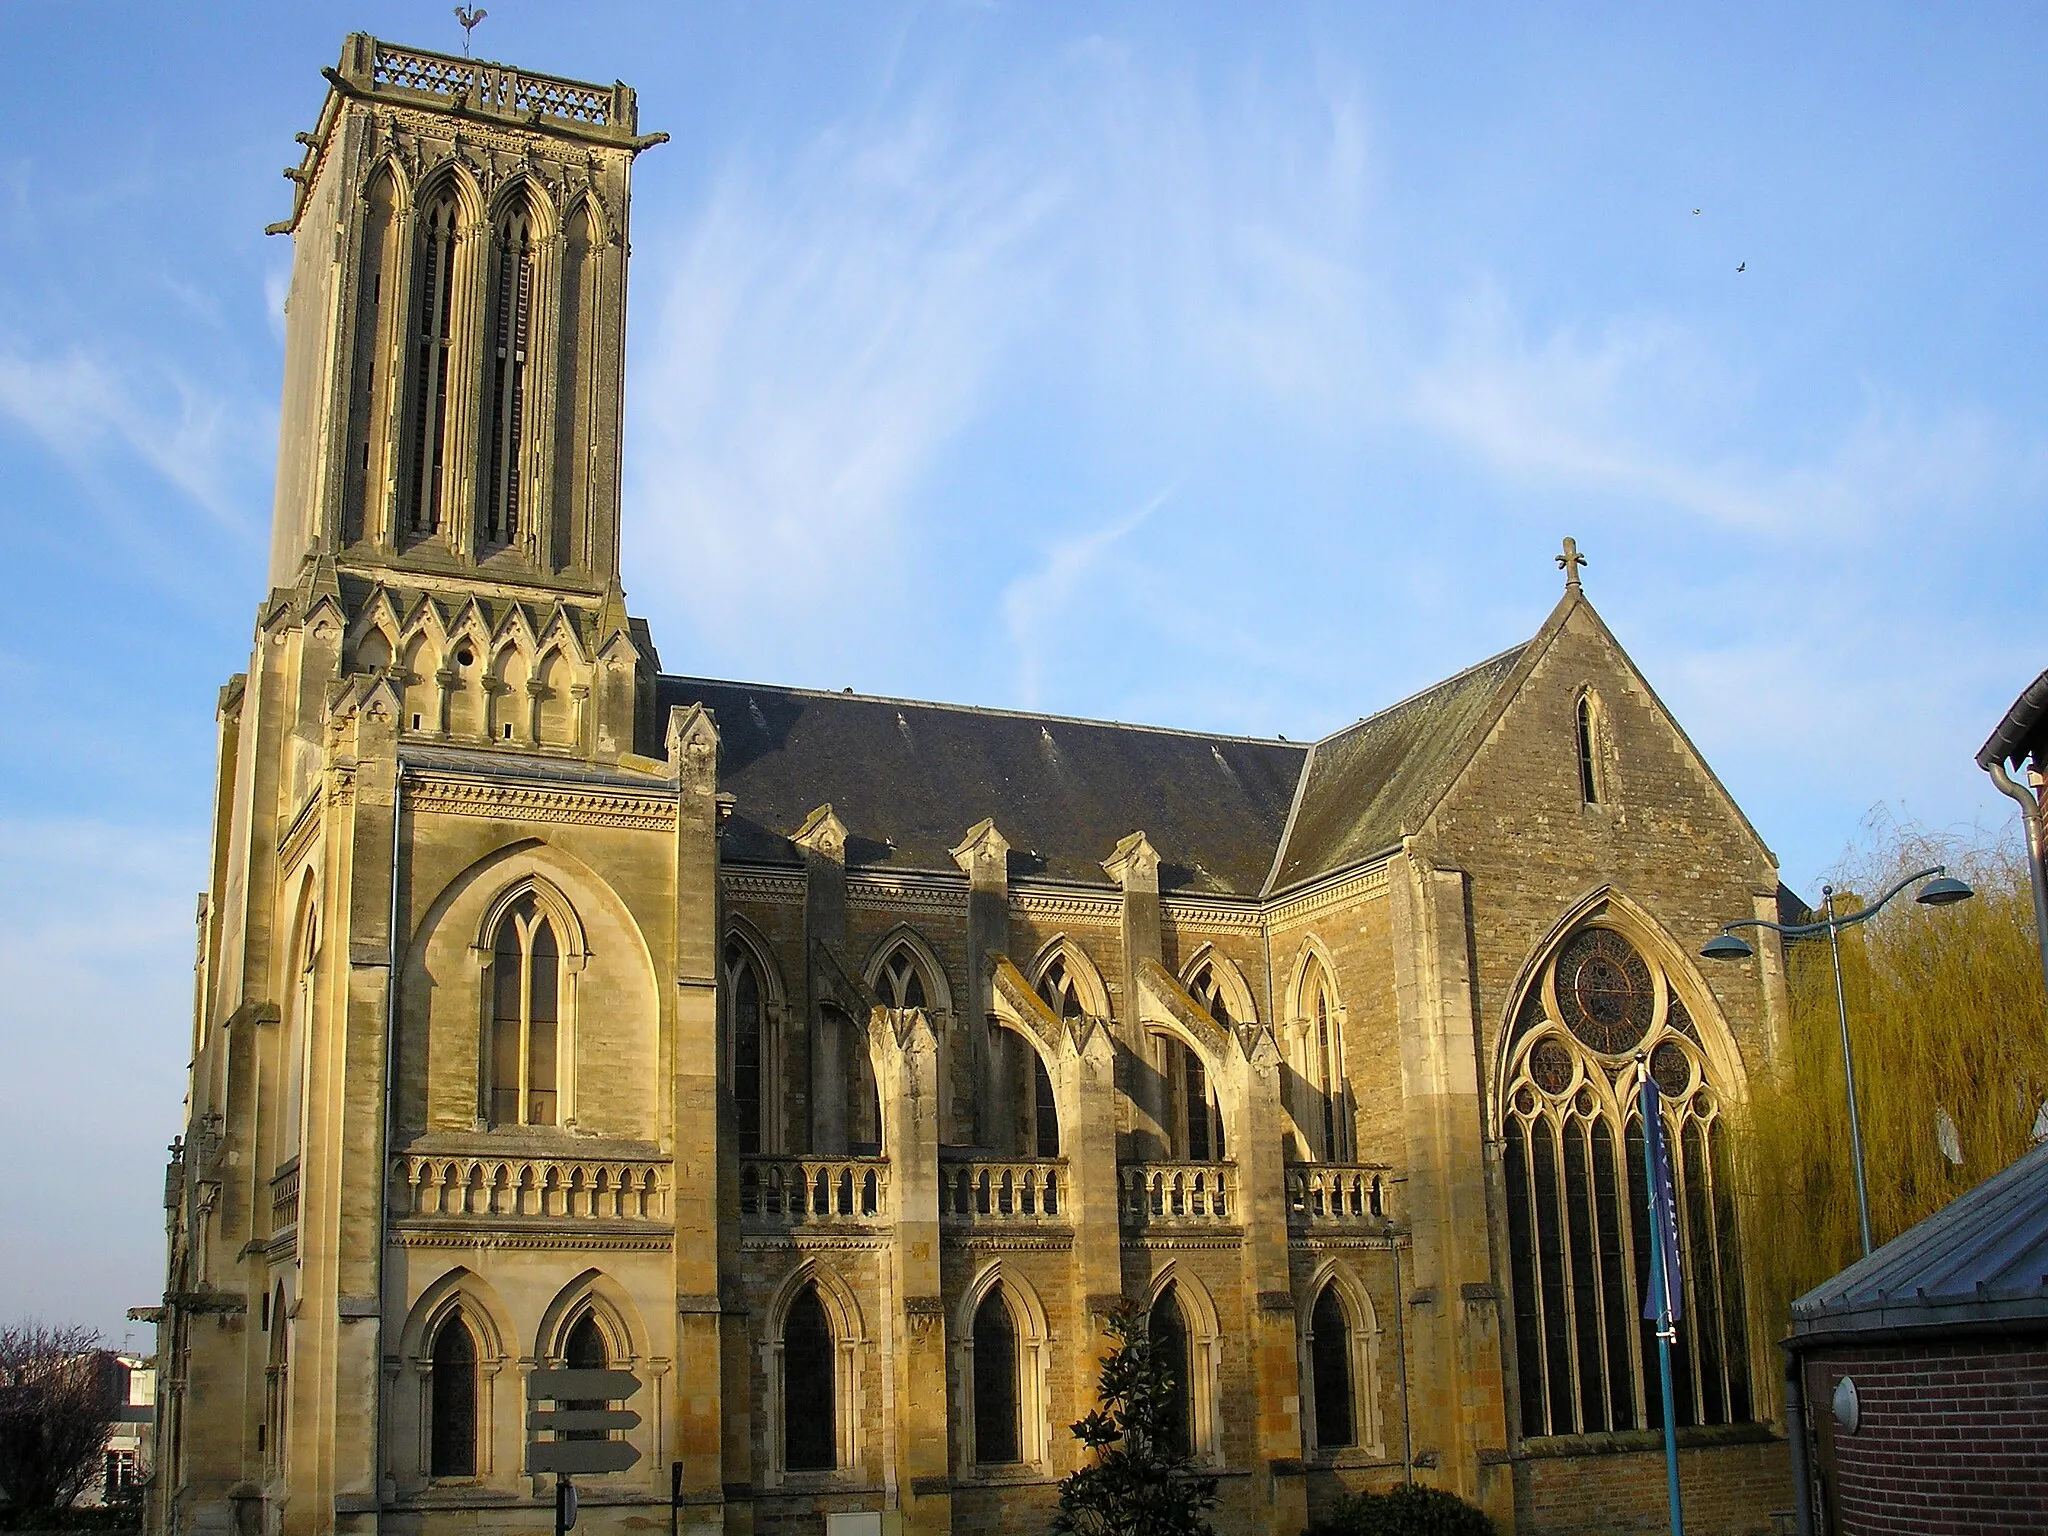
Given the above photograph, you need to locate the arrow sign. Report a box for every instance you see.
[529,1368,641,1402]
[530,1440,642,1476]
[528,1409,643,1434]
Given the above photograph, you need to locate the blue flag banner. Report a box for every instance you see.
[1638,1072,1684,1326]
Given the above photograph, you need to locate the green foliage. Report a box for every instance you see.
[1306,1485,1496,1536]
[1734,813,2048,1338]
[1051,1302,1219,1536]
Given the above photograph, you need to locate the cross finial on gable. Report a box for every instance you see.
[1557,536,1587,591]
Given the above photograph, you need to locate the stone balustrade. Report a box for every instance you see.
[391,1153,668,1221]
[1119,1161,1235,1226]
[1285,1163,1395,1225]
[938,1157,1066,1223]
[739,1156,889,1226]
[269,1158,300,1232]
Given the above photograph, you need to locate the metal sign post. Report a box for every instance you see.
[1638,1064,1685,1536]
[527,1365,644,1533]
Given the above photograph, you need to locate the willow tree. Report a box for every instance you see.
[1736,813,2048,1339]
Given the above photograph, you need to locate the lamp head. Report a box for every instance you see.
[1700,932,1754,962]
[1915,875,1974,907]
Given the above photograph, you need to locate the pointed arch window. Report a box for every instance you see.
[1149,1284,1193,1460]
[488,895,559,1127]
[1032,1054,1060,1158]
[408,187,460,537]
[428,1314,478,1478]
[877,943,931,1010]
[1308,1284,1354,1450]
[484,193,536,547]
[1501,926,1752,1440]
[1154,1035,1224,1162]
[1301,958,1351,1161]
[782,1284,835,1472]
[560,1311,607,1442]
[726,939,766,1155]
[971,1286,1021,1464]
[344,168,399,545]
[1576,692,1603,805]
[1035,953,1085,1022]
[1187,962,1235,1028]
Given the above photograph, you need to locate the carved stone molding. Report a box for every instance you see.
[1266,863,1392,932]
[408,775,674,830]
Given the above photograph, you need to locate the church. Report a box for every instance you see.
[148,34,1797,1536]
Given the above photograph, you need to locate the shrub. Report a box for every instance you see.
[1307,1484,1496,1536]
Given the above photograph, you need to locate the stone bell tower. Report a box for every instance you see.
[266,33,664,601]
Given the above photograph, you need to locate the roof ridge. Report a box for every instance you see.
[658,673,1309,750]
[1311,640,1531,748]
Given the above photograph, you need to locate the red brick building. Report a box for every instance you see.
[1786,1138,2048,1534]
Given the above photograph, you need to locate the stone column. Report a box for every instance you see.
[1389,853,1511,1521]
[795,806,849,1154]
[1103,832,1167,1159]
[880,1010,950,1536]
[663,706,748,1536]
[1235,1026,1307,1536]
[949,820,1010,1148]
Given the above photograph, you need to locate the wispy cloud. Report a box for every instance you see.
[0,340,272,530]
[1002,486,1172,708]
[627,96,1066,660]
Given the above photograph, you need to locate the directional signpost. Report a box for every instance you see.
[527,1367,642,1535]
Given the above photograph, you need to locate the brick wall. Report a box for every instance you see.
[1804,1339,2048,1536]
[1516,1437,1789,1535]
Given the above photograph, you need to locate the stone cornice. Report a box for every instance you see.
[390,1225,673,1252]
[407,773,675,830]
[1266,862,1391,932]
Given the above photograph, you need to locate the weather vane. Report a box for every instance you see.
[455,7,488,57]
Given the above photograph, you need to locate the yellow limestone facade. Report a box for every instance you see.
[150,35,1798,1536]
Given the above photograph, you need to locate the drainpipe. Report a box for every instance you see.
[1781,1344,1815,1536]
[1982,757,2048,1021]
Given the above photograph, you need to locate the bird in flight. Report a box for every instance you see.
[1692,208,1701,215]
[1736,262,1746,273]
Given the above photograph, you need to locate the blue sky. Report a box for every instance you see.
[3,3,2044,1337]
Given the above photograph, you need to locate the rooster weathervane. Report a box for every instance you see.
[454,7,487,57]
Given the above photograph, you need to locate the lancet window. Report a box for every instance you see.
[877,943,931,1011]
[488,895,559,1127]
[1501,924,1752,1440]
[1299,957,1351,1161]
[782,1284,835,1472]
[483,193,536,547]
[1036,954,1085,1022]
[1149,1284,1194,1460]
[1155,1035,1225,1162]
[1308,1284,1354,1450]
[1187,962,1235,1027]
[1576,693,1602,804]
[407,187,461,537]
[726,939,767,1155]
[971,1286,1021,1465]
[560,1311,606,1442]
[428,1314,478,1478]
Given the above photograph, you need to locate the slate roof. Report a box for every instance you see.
[658,633,1537,897]
[1789,1139,2048,1345]
[657,678,1308,895]
[1267,645,1527,890]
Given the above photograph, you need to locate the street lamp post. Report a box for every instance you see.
[1700,864,1974,1257]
